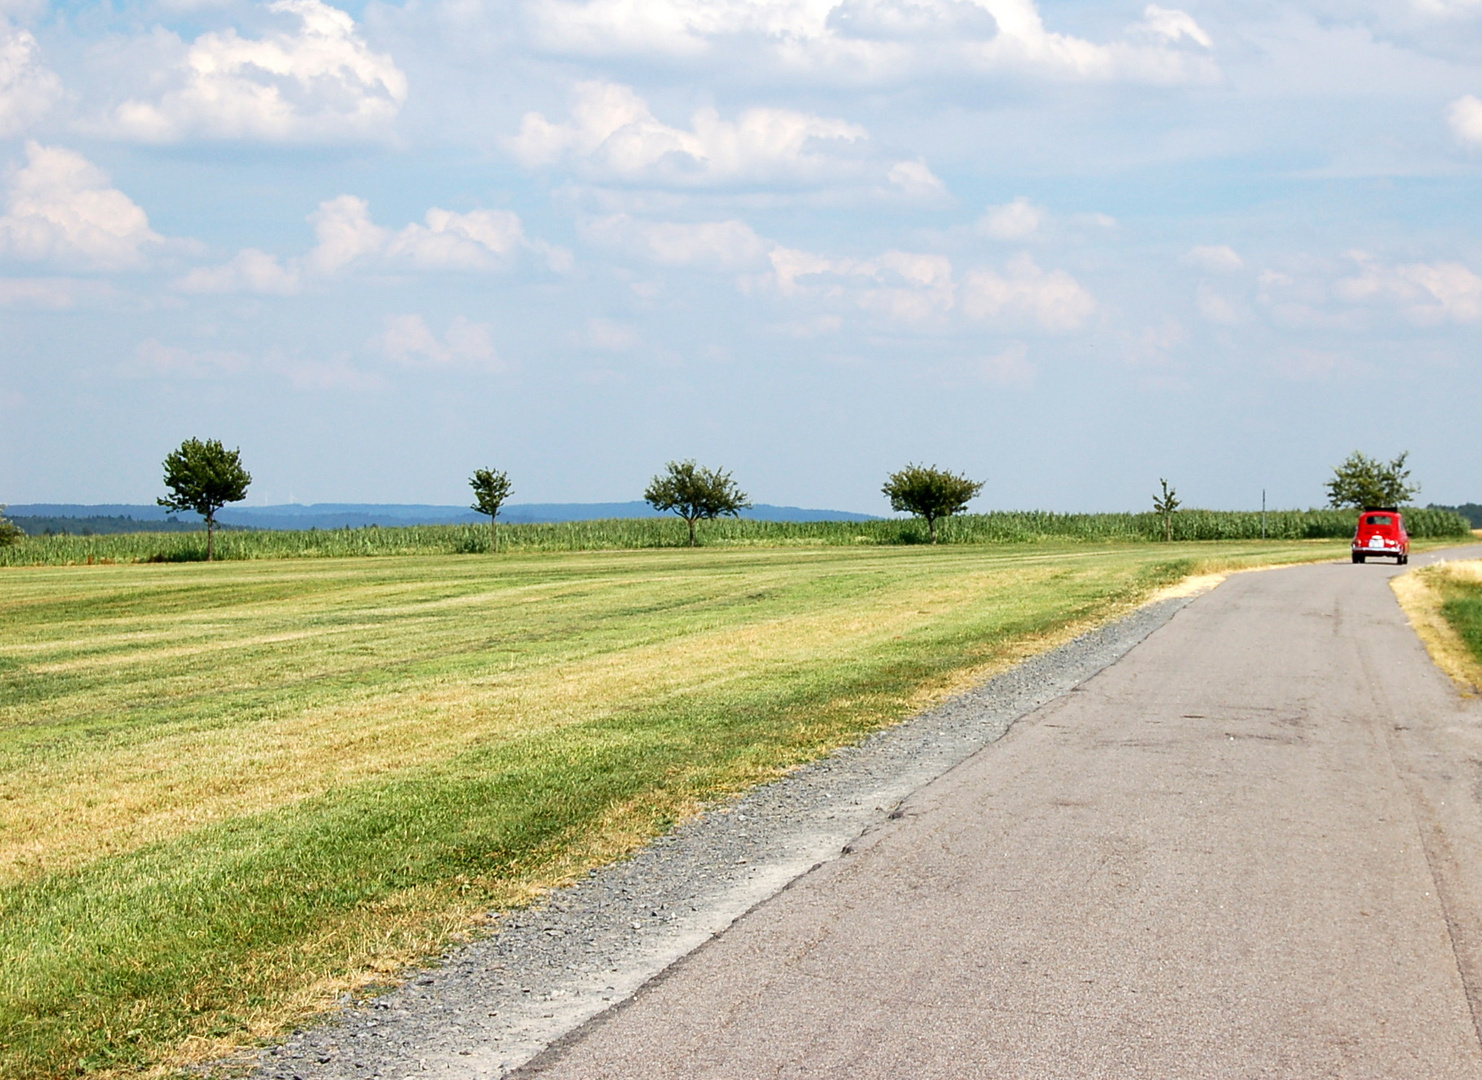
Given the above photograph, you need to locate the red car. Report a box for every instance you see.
[1351,509,1409,564]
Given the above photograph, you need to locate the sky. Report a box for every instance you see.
[0,0,1479,514]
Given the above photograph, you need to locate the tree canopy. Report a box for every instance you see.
[157,438,251,560]
[1325,451,1419,509]
[469,468,513,552]
[882,464,983,544]
[1152,479,1180,542]
[0,506,21,547]
[644,460,751,546]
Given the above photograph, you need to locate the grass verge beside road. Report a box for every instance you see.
[1395,560,1482,695]
[2,541,1348,1078]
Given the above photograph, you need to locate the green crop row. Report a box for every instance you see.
[0,507,1470,566]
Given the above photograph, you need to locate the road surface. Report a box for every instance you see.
[519,549,1482,1078]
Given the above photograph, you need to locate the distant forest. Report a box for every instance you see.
[1430,504,1482,528]
[11,515,252,536]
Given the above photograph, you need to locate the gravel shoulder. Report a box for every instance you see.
[247,593,1200,1080]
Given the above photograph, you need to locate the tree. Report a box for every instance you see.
[0,506,21,547]
[644,460,751,547]
[469,468,513,553]
[1152,478,1180,542]
[882,464,984,544]
[157,438,251,560]
[1326,450,1419,509]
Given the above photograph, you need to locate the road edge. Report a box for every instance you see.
[248,590,1205,1080]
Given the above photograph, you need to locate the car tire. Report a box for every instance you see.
[1353,552,1365,563]
[1399,555,1409,565]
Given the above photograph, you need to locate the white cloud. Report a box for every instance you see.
[585,211,1093,333]
[583,316,640,350]
[1136,4,1212,48]
[176,248,301,294]
[582,213,772,268]
[525,0,1216,85]
[1411,0,1482,16]
[109,0,407,142]
[975,341,1034,386]
[887,160,948,199]
[0,276,112,309]
[387,208,528,270]
[510,80,896,187]
[0,277,66,308]
[122,339,251,378]
[827,0,998,42]
[382,314,500,368]
[306,194,388,274]
[528,0,828,58]
[1447,94,1482,145]
[1182,244,1244,272]
[772,314,844,337]
[768,246,957,323]
[283,354,385,391]
[962,252,1096,331]
[0,23,59,136]
[1195,283,1239,324]
[0,142,161,269]
[1127,317,1188,370]
[978,196,1045,240]
[181,196,561,292]
[1256,268,1293,298]
[1336,253,1482,325]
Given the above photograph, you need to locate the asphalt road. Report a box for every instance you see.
[520,548,1482,1079]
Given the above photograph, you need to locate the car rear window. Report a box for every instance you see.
[1365,515,1393,526]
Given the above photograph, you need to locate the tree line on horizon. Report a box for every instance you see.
[0,443,1461,555]
[472,459,982,549]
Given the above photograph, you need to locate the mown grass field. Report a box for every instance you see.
[0,539,1374,1078]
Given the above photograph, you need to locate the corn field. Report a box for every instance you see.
[1,507,1470,566]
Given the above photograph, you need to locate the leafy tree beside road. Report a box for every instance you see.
[882,464,984,544]
[0,506,21,547]
[158,438,251,560]
[1152,479,1180,542]
[469,468,513,553]
[1326,451,1419,509]
[644,460,751,547]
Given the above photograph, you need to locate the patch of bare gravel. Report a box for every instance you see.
[244,595,1196,1080]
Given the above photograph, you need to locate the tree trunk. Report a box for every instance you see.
[1164,513,1172,542]
[490,516,498,554]
[928,515,938,544]
[687,517,697,547]
[206,512,215,561]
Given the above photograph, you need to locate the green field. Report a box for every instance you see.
[0,538,1380,1078]
[1,507,1469,566]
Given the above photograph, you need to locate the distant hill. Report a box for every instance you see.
[9,514,252,536]
[7,502,877,534]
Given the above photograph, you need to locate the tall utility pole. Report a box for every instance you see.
[1262,489,1267,540]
